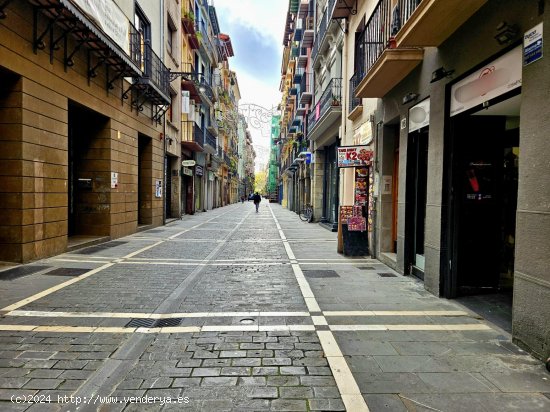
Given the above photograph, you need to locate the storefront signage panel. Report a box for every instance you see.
[71,0,130,54]
[182,167,193,176]
[524,23,543,65]
[450,46,522,117]
[408,98,430,133]
[337,145,373,168]
[195,165,204,176]
[182,160,196,167]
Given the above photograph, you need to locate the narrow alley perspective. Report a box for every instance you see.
[0,203,548,411]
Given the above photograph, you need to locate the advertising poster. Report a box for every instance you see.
[337,145,373,168]
[354,167,368,206]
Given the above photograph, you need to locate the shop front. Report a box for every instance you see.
[443,46,522,315]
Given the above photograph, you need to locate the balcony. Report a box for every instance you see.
[297,47,308,68]
[307,78,342,142]
[223,152,231,166]
[294,29,303,43]
[133,40,171,106]
[204,128,217,154]
[353,0,423,98]
[348,72,363,120]
[196,73,216,105]
[328,0,356,20]
[354,0,487,98]
[298,0,309,18]
[294,70,303,84]
[296,104,307,116]
[396,0,487,47]
[299,72,312,105]
[181,121,204,152]
[302,16,314,48]
[179,63,201,104]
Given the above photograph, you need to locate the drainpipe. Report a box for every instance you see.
[161,0,166,226]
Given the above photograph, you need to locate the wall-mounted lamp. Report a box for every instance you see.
[430,67,454,83]
[199,84,207,93]
[494,21,518,45]
[402,93,419,105]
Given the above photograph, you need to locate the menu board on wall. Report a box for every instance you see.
[354,167,368,206]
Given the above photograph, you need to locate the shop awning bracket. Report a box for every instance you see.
[64,34,89,70]
[50,25,75,64]
[153,104,170,124]
[0,0,14,19]
[87,49,108,82]
[129,85,148,114]
[106,65,124,92]
[33,5,62,53]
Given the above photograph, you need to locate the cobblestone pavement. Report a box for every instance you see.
[0,202,549,411]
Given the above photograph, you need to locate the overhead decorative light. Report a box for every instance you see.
[494,21,519,45]
[402,93,419,105]
[430,67,454,83]
[199,84,207,93]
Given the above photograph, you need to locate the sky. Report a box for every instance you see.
[212,0,288,171]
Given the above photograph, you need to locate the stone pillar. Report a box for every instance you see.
[312,149,325,221]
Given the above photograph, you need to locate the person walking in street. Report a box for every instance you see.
[253,192,261,213]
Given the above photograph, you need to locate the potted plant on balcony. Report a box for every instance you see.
[332,94,340,106]
[183,10,195,22]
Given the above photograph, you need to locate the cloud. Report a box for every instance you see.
[213,0,288,46]
[211,1,288,171]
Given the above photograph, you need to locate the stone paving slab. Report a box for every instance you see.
[24,264,196,313]
[0,204,548,412]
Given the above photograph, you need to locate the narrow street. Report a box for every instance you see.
[0,203,548,411]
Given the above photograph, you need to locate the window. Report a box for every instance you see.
[167,13,177,57]
[134,5,151,71]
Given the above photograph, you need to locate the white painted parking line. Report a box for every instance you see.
[329,324,491,331]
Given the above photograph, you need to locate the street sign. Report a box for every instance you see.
[182,160,196,167]
[524,23,543,65]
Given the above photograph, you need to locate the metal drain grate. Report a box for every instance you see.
[125,318,183,328]
[358,266,376,270]
[42,268,90,277]
[377,272,397,277]
[125,318,156,328]
[74,241,128,255]
[155,318,183,328]
[303,270,340,278]
[0,265,51,281]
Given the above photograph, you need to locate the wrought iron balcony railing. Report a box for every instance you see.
[194,124,205,147]
[307,78,342,134]
[136,40,170,105]
[354,0,423,94]
[205,127,217,148]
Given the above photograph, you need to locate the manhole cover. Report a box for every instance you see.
[240,318,255,325]
[377,272,397,277]
[42,268,90,277]
[0,265,51,281]
[358,266,376,270]
[303,270,340,278]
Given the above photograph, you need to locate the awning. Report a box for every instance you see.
[31,0,142,77]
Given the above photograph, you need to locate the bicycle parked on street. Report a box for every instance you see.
[299,204,313,223]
